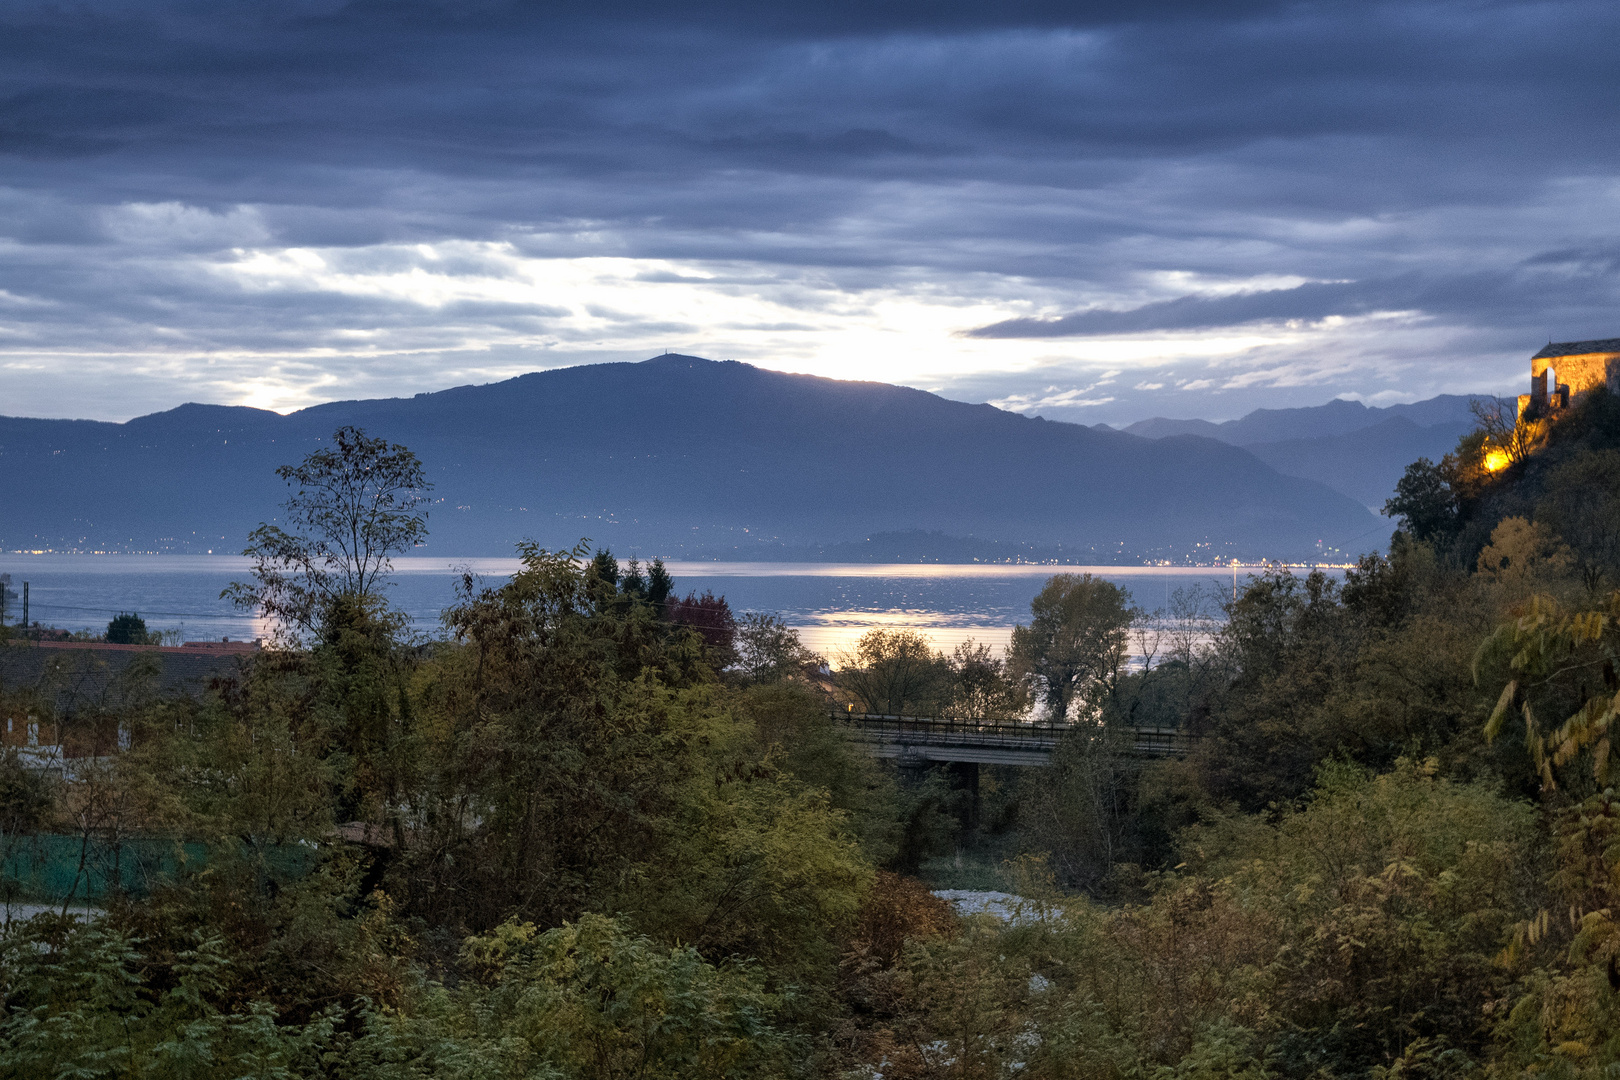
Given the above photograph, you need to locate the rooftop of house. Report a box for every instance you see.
[1533,338,1620,360]
[14,639,261,655]
[1,639,255,717]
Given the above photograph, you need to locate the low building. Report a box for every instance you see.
[0,639,258,758]
[1519,338,1620,420]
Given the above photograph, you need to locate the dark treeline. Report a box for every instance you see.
[3,392,1620,1078]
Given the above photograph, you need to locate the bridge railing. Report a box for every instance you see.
[1128,727,1199,755]
[836,712,1198,752]
[837,712,1066,742]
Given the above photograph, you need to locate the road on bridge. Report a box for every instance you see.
[835,712,1197,767]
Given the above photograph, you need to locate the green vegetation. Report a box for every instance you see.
[6,390,1620,1078]
[104,612,151,645]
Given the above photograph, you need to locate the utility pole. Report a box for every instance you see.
[21,582,27,635]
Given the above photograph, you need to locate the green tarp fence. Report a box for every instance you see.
[0,834,316,904]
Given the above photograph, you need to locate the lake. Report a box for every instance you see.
[0,556,1336,660]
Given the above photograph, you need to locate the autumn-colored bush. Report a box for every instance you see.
[833,871,959,1075]
[845,870,957,968]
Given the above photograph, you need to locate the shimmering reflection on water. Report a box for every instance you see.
[0,556,1343,659]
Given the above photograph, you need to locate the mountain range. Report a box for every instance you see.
[1119,396,1485,508]
[0,355,1396,562]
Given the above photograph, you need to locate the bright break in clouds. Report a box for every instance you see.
[2,0,1619,424]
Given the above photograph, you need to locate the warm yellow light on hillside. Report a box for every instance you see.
[1483,448,1510,472]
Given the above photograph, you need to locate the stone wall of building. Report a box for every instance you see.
[1521,340,1620,420]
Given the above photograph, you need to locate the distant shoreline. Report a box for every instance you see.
[0,553,1358,575]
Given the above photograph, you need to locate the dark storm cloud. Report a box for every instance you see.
[3,0,1620,420]
[7,0,1615,211]
[967,281,1420,338]
[967,256,1620,339]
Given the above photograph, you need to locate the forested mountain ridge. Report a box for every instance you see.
[0,354,1377,560]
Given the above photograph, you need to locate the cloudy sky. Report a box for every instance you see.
[2,0,1618,425]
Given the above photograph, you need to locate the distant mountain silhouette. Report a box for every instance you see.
[1121,394,1482,444]
[0,356,1380,561]
[1244,417,1474,509]
[1121,395,1485,508]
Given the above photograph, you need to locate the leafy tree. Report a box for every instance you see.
[1009,574,1134,722]
[620,556,647,598]
[402,539,869,964]
[1177,759,1537,1075]
[1019,721,1140,891]
[858,760,1538,1080]
[587,547,620,589]
[212,431,432,830]
[1478,589,1620,798]
[1474,515,1574,585]
[731,681,906,867]
[837,629,951,716]
[646,557,674,611]
[1384,456,1459,544]
[412,542,700,929]
[1180,567,1362,809]
[635,761,870,977]
[1536,448,1620,587]
[1469,585,1620,1075]
[104,611,149,645]
[946,639,1026,719]
[667,590,737,660]
[224,426,431,639]
[374,915,793,1080]
[0,925,334,1080]
[0,915,796,1080]
[733,613,820,684]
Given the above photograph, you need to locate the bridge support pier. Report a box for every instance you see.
[894,750,930,782]
[947,760,980,830]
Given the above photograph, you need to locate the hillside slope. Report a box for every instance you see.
[0,356,1378,561]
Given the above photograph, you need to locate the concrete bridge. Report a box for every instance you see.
[836,712,1197,767]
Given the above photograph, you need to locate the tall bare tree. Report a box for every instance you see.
[225,426,431,640]
[1469,396,1544,468]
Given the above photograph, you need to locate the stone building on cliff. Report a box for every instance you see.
[1519,338,1620,421]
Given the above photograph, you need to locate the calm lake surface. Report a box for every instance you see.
[0,556,1339,658]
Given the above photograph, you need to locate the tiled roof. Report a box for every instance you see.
[21,640,259,656]
[1533,338,1620,359]
[0,641,252,716]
